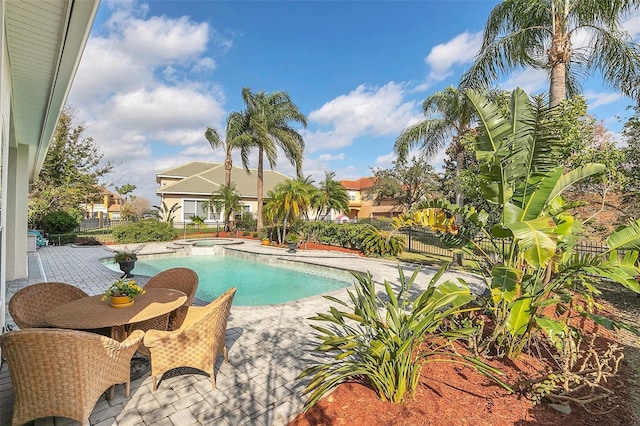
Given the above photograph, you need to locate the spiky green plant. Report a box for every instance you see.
[360,226,405,257]
[299,265,506,410]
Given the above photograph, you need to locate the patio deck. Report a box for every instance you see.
[1,240,483,425]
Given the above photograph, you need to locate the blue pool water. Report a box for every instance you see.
[116,255,352,306]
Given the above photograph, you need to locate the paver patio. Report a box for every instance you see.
[1,240,482,425]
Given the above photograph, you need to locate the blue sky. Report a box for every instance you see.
[67,0,640,203]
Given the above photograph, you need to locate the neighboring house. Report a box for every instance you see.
[0,1,99,340]
[340,177,405,220]
[156,162,291,223]
[81,187,123,220]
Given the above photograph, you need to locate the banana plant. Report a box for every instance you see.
[399,89,640,358]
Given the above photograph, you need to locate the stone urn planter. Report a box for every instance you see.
[117,260,136,278]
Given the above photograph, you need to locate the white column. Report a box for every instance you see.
[6,144,29,280]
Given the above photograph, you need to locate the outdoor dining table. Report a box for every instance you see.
[45,288,187,341]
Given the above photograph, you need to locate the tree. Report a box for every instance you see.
[264,178,314,243]
[460,0,640,107]
[28,107,114,228]
[312,171,349,221]
[394,86,475,208]
[115,183,136,203]
[370,156,440,212]
[237,88,307,231]
[206,183,243,231]
[121,196,151,221]
[204,111,250,188]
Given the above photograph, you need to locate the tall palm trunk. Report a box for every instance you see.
[224,152,232,188]
[549,61,566,108]
[548,13,569,107]
[454,143,465,266]
[257,147,264,231]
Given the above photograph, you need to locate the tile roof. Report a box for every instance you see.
[156,162,291,197]
[340,177,376,190]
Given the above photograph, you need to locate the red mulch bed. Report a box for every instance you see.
[289,318,635,426]
[286,264,636,426]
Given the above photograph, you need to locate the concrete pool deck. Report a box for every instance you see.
[1,239,484,425]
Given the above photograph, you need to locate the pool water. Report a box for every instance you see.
[124,255,352,306]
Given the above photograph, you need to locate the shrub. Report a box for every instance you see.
[361,226,405,257]
[112,219,177,244]
[299,265,500,409]
[42,210,80,234]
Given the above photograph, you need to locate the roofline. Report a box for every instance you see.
[31,0,101,184]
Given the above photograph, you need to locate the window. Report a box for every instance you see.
[348,191,357,201]
[183,200,220,221]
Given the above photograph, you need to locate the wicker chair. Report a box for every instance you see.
[0,328,144,426]
[8,282,88,329]
[134,267,199,333]
[143,287,236,391]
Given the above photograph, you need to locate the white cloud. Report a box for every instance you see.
[306,82,420,153]
[103,85,225,133]
[318,153,345,161]
[585,91,623,109]
[623,10,640,40]
[500,69,548,95]
[373,152,396,169]
[424,31,483,84]
[67,2,230,203]
[118,15,208,63]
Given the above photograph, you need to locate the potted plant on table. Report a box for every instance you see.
[102,278,145,308]
[113,250,138,278]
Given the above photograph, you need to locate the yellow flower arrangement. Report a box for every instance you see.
[101,279,145,301]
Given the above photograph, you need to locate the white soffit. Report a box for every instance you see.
[5,0,99,183]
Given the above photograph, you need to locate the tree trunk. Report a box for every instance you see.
[454,146,464,266]
[549,61,566,108]
[224,152,232,188]
[256,148,264,231]
[548,14,569,107]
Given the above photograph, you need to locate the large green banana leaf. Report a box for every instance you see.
[605,219,640,252]
[507,217,557,268]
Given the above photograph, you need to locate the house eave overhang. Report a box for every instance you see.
[5,0,100,187]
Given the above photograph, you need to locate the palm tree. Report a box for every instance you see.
[460,0,640,107]
[267,178,314,243]
[394,86,475,208]
[204,111,250,188]
[206,183,242,231]
[239,88,307,231]
[313,171,349,220]
[187,215,205,234]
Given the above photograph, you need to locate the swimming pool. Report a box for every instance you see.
[106,254,352,306]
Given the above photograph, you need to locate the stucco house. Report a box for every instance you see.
[0,0,99,338]
[81,187,123,220]
[340,177,405,220]
[156,162,291,223]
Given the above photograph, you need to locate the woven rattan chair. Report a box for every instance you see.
[8,282,88,329]
[0,328,144,426]
[134,267,199,333]
[143,287,236,391]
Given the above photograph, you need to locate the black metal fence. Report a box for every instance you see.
[399,227,610,260]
